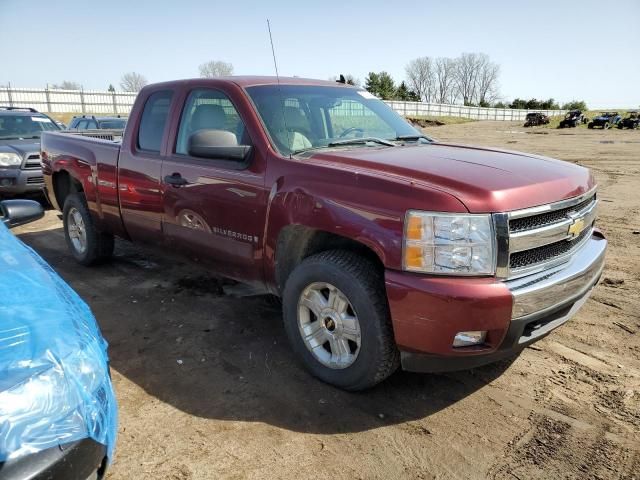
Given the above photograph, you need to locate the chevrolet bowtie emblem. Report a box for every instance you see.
[568,217,586,237]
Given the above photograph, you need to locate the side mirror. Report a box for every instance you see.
[188,129,252,162]
[1,199,45,229]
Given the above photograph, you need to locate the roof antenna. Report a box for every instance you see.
[267,19,292,156]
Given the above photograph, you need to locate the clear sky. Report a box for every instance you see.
[2,0,639,108]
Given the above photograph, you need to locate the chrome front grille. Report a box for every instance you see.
[23,153,42,170]
[509,227,591,269]
[509,196,594,233]
[495,188,598,279]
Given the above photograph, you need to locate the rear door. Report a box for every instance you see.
[160,86,268,284]
[118,89,175,245]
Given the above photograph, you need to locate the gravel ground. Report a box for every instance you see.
[13,121,639,479]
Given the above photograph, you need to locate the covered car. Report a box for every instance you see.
[0,200,117,480]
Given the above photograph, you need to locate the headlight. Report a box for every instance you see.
[403,211,495,275]
[0,152,22,168]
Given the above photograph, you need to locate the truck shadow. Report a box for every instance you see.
[18,228,519,435]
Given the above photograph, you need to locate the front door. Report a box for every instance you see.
[160,87,268,285]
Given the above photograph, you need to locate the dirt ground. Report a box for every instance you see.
[13,121,639,479]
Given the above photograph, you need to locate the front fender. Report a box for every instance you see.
[262,164,468,287]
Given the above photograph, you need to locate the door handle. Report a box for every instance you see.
[164,173,188,187]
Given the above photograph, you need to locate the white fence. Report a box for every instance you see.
[0,87,137,114]
[386,101,566,121]
[0,87,567,121]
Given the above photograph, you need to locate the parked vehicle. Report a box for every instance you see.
[523,112,550,127]
[588,112,621,129]
[0,107,60,197]
[68,115,127,131]
[559,110,588,128]
[0,199,117,479]
[617,110,639,129]
[41,77,607,391]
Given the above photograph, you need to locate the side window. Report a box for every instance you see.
[86,120,97,129]
[175,88,246,155]
[137,90,173,153]
[76,120,88,129]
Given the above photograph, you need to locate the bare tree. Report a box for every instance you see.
[120,72,148,92]
[434,57,457,104]
[199,60,234,78]
[475,54,500,106]
[405,57,435,102]
[454,53,483,105]
[52,80,81,90]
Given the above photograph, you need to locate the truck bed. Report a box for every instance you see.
[41,130,124,236]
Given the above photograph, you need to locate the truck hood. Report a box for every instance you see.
[0,139,40,157]
[307,143,594,213]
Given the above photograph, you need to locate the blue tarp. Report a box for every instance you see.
[0,222,117,462]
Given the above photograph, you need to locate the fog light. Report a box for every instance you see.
[0,178,12,187]
[453,331,487,347]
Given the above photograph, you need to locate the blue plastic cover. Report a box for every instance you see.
[0,222,117,462]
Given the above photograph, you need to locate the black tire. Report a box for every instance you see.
[282,250,399,391]
[63,193,114,266]
[588,123,594,129]
[604,122,610,130]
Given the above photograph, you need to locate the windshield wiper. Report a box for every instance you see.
[328,137,396,147]
[393,134,432,142]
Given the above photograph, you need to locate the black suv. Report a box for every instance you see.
[67,115,127,130]
[617,111,639,130]
[559,110,588,128]
[0,107,61,197]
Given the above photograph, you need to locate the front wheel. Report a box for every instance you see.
[282,250,399,391]
[63,193,114,265]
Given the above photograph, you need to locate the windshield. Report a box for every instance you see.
[0,114,60,140]
[246,85,426,155]
[98,119,127,129]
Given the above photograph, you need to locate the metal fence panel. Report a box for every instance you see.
[0,87,566,121]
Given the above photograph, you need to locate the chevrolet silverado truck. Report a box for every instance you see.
[41,77,607,391]
[0,107,60,197]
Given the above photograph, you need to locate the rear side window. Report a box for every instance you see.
[137,90,173,152]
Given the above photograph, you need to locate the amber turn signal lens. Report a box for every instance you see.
[404,244,424,269]
[406,215,423,240]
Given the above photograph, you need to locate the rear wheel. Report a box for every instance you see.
[63,193,114,265]
[604,122,610,129]
[282,250,399,391]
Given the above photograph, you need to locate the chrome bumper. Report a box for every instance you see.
[508,232,607,319]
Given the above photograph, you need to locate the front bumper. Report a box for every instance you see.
[385,232,607,372]
[0,439,107,480]
[0,168,45,195]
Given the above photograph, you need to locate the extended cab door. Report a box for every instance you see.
[118,89,175,245]
[160,86,268,285]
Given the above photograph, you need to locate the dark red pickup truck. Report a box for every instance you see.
[41,77,606,390]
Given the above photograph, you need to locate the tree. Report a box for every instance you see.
[395,82,420,101]
[107,84,116,92]
[199,60,234,78]
[475,54,500,106]
[434,57,457,104]
[364,72,380,96]
[120,72,148,92]
[454,53,483,106]
[364,71,396,100]
[52,80,81,90]
[562,100,587,111]
[405,57,435,102]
